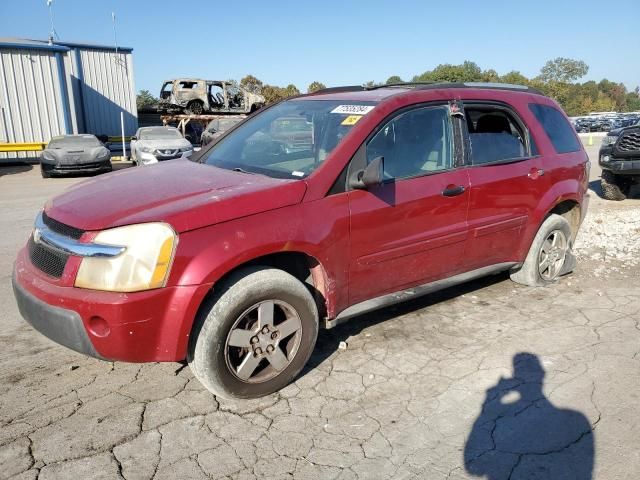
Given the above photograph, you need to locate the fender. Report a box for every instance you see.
[168,197,351,319]
[517,178,583,258]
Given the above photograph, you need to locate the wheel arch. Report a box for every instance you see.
[189,250,331,337]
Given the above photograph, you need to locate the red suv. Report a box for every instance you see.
[13,83,589,399]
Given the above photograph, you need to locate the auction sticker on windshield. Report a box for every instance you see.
[331,105,375,115]
[341,115,363,126]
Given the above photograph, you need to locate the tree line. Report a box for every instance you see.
[137,58,640,116]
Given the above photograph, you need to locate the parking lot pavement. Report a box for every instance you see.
[1,162,639,479]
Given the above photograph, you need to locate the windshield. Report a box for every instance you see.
[139,128,183,140]
[48,136,100,149]
[200,99,376,178]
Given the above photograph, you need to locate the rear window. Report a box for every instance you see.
[529,104,580,154]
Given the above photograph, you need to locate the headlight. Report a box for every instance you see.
[139,146,154,153]
[75,223,177,292]
[41,151,55,161]
[97,147,110,159]
[601,135,618,146]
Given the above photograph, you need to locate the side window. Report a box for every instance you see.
[466,107,527,165]
[366,106,453,180]
[529,103,580,154]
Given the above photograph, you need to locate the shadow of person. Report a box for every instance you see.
[464,353,594,480]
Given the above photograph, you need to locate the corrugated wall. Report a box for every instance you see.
[75,48,137,137]
[0,48,68,159]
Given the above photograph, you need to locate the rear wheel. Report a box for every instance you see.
[510,214,572,287]
[188,267,318,399]
[600,170,630,201]
[186,100,204,115]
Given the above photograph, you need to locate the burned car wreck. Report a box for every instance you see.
[159,79,265,115]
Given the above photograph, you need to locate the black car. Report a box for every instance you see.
[599,121,640,200]
[40,135,112,178]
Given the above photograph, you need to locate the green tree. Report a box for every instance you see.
[240,75,264,94]
[539,57,588,83]
[307,81,326,93]
[626,90,640,111]
[413,61,483,83]
[481,69,500,82]
[284,84,301,97]
[136,90,158,109]
[385,75,403,85]
[500,71,529,85]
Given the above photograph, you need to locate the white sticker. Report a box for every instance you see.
[291,171,305,177]
[330,105,375,115]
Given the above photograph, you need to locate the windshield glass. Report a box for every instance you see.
[139,128,183,140]
[200,99,376,178]
[48,136,100,149]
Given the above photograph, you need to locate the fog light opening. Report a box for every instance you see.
[88,316,110,337]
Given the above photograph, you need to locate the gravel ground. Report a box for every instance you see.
[575,194,640,275]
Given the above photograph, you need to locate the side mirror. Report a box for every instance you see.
[130,136,137,141]
[350,156,385,189]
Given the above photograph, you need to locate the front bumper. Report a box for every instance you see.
[138,150,192,165]
[599,155,640,175]
[42,160,111,174]
[12,247,212,362]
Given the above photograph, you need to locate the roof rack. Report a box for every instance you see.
[309,85,366,95]
[312,82,543,96]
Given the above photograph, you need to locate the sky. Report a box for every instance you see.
[1,0,639,95]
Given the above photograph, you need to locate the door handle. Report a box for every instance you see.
[527,168,545,179]
[442,185,466,197]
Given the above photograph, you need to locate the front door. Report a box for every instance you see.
[347,104,470,305]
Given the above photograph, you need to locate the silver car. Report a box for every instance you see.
[40,134,111,178]
[130,127,193,166]
[200,117,244,146]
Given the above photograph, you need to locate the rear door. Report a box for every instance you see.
[463,102,549,270]
[347,104,471,305]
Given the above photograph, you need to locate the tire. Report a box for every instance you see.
[186,101,204,115]
[40,165,51,178]
[510,214,573,287]
[188,267,319,399]
[600,170,630,201]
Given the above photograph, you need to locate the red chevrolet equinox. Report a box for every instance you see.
[13,83,590,399]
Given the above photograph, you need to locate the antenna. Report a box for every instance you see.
[46,0,59,44]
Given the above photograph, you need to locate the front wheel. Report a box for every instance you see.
[510,214,573,287]
[188,267,319,399]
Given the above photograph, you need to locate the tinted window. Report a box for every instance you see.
[529,103,580,154]
[466,108,527,165]
[366,106,453,180]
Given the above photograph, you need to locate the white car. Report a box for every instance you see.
[130,126,193,166]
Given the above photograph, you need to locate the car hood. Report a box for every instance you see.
[44,160,307,233]
[44,146,106,161]
[136,138,192,150]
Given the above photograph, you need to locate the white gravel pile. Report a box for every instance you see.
[574,198,640,275]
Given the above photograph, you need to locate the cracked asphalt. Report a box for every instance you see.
[1,150,639,479]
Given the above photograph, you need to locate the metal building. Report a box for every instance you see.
[0,38,137,159]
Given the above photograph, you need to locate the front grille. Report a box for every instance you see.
[28,236,68,278]
[56,162,104,170]
[42,212,84,239]
[617,128,640,153]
